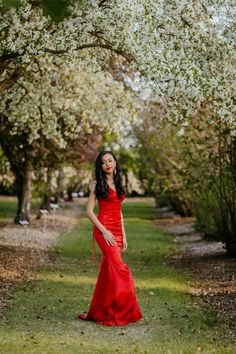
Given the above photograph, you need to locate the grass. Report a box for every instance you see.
[0,197,40,222]
[0,199,235,353]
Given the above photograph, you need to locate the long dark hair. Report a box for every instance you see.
[94,150,125,199]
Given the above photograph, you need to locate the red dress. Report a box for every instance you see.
[78,186,142,326]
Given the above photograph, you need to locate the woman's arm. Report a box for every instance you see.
[121,211,128,252]
[86,180,116,246]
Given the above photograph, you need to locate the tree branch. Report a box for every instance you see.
[0,65,29,94]
[180,14,192,28]
[45,43,134,63]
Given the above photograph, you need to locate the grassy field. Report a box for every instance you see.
[0,199,235,353]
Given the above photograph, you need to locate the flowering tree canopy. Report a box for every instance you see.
[0,0,235,133]
[1,0,234,225]
[0,53,137,147]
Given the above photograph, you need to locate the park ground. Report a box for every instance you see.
[0,197,235,354]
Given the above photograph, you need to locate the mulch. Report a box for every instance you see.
[0,244,51,317]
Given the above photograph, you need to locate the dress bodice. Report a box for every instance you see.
[92,187,126,269]
[97,187,125,211]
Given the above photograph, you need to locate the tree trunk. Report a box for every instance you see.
[0,118,33,223]
[41,167,54,209]
[14,160,32,223]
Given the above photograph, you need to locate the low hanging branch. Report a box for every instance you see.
[45,42,134,62]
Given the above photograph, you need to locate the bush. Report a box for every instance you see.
[183,115,236,255]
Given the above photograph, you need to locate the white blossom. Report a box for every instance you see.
[0,0,235,135]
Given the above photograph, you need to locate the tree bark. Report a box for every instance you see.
[13,160,32,223]
[0,118,33,223]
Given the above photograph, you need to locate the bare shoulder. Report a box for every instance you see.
[89,179,97,193]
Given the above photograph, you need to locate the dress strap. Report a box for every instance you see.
[92,234,100,272]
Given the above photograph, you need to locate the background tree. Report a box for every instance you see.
[0,55,137,222]
[133,112,194,216]
[0,1,235,127]
[0,1,235,252]
[180,107,236,255]
[133,100,236,254]
[33,128,102,210]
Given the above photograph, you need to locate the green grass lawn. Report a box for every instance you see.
[0,200,235,353]
[0,198,40,222]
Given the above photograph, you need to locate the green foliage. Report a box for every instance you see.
[133,117,194,215]
[182,114,236,255]
[1,0,71,22]
[134,101,236,254]
[1,0,21,10]
[194,173,236,254]
[41,0,70,22]
[194,189,223,240]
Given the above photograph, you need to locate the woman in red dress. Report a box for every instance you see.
[77,150,142,326]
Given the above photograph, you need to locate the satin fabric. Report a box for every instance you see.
[78,187,142,326]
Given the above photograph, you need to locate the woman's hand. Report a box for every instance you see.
[102,229,117,246]
[121,236,128,252]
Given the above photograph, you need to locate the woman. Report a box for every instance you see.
[77,150,142,326]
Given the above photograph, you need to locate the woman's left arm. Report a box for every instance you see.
[121,211,128,252]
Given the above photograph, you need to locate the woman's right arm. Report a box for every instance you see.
[86,180,116,246]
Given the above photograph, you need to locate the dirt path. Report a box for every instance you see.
[154,208,236,340]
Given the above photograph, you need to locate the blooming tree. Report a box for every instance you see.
[0,0,235,222]
[0,54,137,221]
[0,54,137,146]
[0,0,235,127]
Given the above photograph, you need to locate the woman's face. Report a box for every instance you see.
[101,153,116,175]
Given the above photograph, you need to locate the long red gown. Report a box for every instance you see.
[78,186,142,326]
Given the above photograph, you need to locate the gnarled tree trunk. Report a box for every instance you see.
[13,160,32,223]
[0,116,33,223]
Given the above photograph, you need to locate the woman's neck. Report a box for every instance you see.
[106,177,114,184]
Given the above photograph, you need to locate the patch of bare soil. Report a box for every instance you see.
[0,245,52,316]
[0,200,82,318]
[154,210,236,340]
